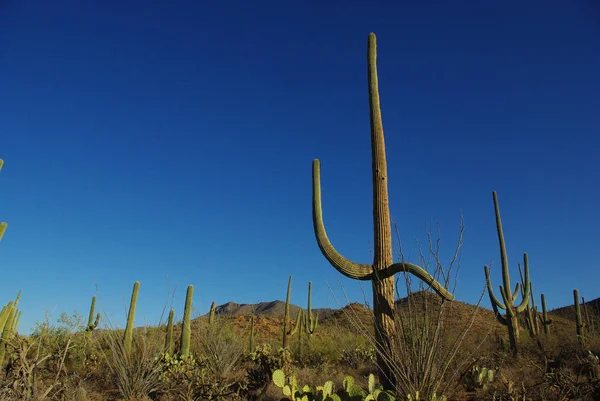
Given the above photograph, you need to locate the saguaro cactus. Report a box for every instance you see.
[518,265,538,338]
[304,282,318,337]
[249,315,256,353]
[282,276,293,350]
[540,293,552,335]
[124,281,140,355]
[209,301,216,325]
[86,296,101,339]
[311,33,454,389]
[574,289,584,344]
[484,192,531,356]
[180,285,194,357]
[165,309,175,354]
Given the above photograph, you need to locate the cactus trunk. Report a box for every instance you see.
[124,281,140,355]
[282,276,292,350]
[574,289,584,344]
[180,285,194,357]
[165,309,174,354]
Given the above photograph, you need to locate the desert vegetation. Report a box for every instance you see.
[1,33,599,400]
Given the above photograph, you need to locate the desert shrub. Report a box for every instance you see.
[100,323,165,400]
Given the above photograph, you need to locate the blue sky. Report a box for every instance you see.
[1,1,599,334]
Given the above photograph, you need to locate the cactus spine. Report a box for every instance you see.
[311,32,454,389]
[124,281,140,355]
[540,293,552,335]
[574,289,584,344]
[86,296,101,339]
[180,285,194,357]
[304,281,318,337]
[484,192,531,356]
[165,309,174,354]
[282,276,292,350]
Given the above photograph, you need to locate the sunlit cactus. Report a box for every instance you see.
[180,285,194,357]
[86,296,101,339]
[124,281,140,355]
[311,32,454,388]
[484,192,530,356]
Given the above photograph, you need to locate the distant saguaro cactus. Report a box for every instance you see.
[311,33,454,389]
[540,293,553,335]
[165,309,175,354]
[124,281,140,355]
[304,282,318,337]
[574,289,584,344]
[86,296,101,339]
[180,285,194,357]
[484,192,531,356]
[209,301,216,325]
[282,276,293,350]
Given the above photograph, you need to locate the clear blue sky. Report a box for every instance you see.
[1,1,599,334]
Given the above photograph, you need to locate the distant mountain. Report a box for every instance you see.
[550,296,600,322]
[207,300,337,319]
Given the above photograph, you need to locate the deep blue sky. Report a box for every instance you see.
[1,1,599,334]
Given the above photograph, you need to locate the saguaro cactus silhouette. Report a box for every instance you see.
[311,32,454,389]
[484,192,531,356]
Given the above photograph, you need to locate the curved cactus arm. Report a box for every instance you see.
[289,309,303,336]
[511,283,521,303]
[484,265,506,310]
[515,254,531,313]
[312,159,373,280]
[382,262,454,300]
[499,285,515,317]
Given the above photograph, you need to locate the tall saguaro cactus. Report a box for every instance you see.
[282,276,293,350]
[124,281,140,355]
[311,33,454,389]
[484,192,531,356]
[180,285,194,357]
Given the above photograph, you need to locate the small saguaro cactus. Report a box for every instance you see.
[209,301,216,325]
[124,281,140,355]
[311,32,454,390]
[574,289,584,344]
[165,309,175,354]
[540,293,553,335]
[282,276,293,350]
[249,315,256,353]
[180,285,194,357]
[484,191,531,356]
[304,281,318,337]
[86,296,101,339]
